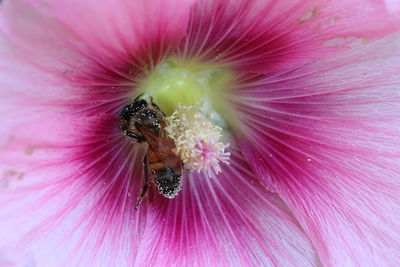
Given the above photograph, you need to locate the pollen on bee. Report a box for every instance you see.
[165,103,230,177]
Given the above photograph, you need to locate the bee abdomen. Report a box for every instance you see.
[153,167,182,198]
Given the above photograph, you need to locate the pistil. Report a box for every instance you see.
[165,103,230,177]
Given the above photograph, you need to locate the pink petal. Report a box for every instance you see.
[0,0,194,81]
[3,0,398,265]
[49,0,195,61]
[179,0,400,73]
[134,145,319,266]
[0,114,150,266]
[0,2,318,263]
[237,32,400,265]
[0,118,319,266]
[0,0,194,131]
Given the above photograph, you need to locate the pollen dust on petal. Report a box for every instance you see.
[1,169,24,190]
[165,103,230,177]
[324,36,367,48]
[24,146,36,156]
[298,8,317,23]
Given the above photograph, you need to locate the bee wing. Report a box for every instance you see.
[135,125,159,145]
[135,124,172,156]
[136,124,182,168]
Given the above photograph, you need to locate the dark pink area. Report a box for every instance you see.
[1,0,400,266]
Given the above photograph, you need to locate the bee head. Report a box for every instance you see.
[120,97,147,122]
[131,98,148,113]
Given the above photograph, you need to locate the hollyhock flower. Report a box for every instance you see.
[1,0,400,266]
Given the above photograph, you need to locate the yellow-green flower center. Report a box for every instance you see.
[136,58,236,175]
[138,58,234,120]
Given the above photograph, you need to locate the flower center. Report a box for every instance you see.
[139,58,234,118]
[165,103,230,177]
[137,58,234,176]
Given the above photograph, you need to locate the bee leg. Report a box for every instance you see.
[135,154,150,210]
[125,130,145,143]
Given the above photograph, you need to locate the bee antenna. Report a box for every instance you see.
[134,93,144,102]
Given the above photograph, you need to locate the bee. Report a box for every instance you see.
[120,95,183,209]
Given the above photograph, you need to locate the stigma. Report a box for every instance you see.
[165,103,230,177]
